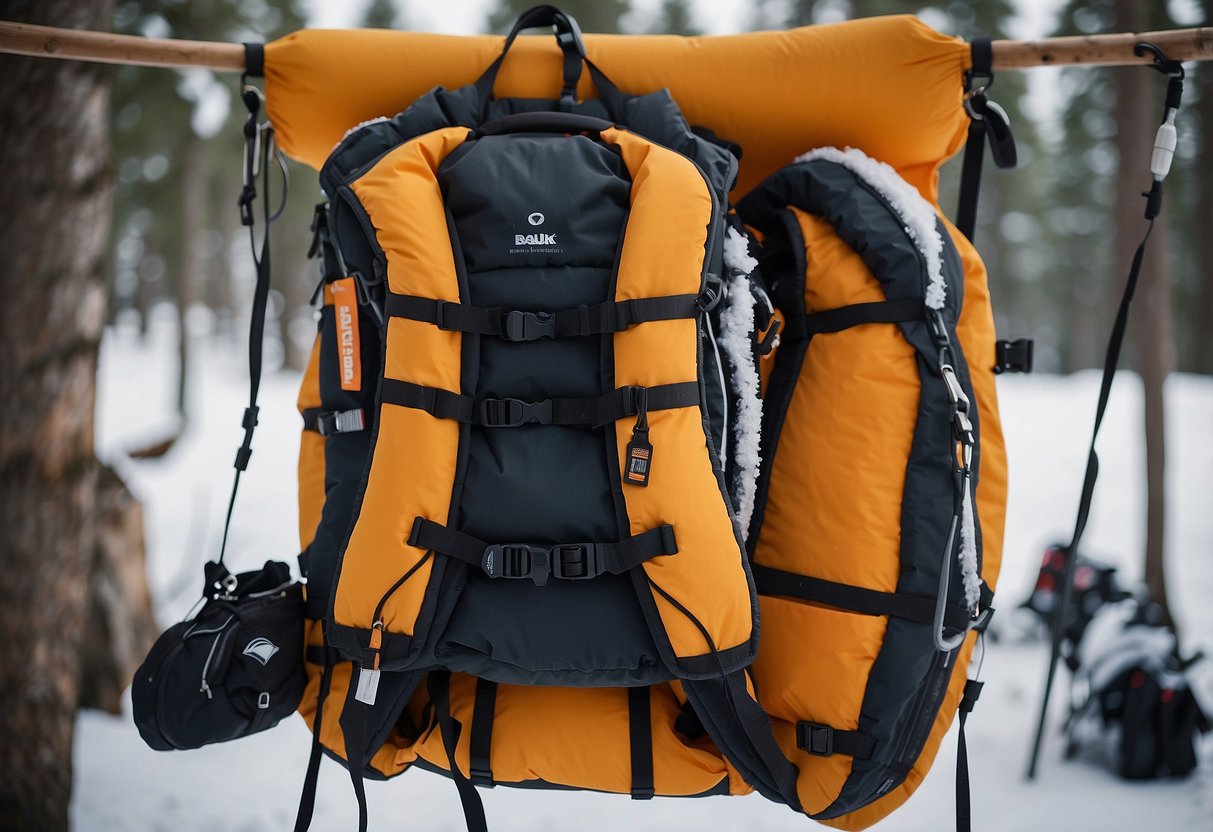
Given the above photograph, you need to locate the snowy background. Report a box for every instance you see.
[71,318,1213,831]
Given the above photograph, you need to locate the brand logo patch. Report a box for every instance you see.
[242,637,280,666]
[514,233,558,246]
[331,277,361,392]
[527,212,545,226]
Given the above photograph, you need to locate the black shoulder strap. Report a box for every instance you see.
[957,36,1016,242]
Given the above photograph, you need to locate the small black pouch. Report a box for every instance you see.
[132,560,306,751]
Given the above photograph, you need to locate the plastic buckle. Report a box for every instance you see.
[316,409,365,436]
[797,722,834,757]
[994,338,1034,374]
[483,543,550,586]
[479,397,552,428]
[504,310,556,341]
[697,272,725,313]
[550,543,601,580]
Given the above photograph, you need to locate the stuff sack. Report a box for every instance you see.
[1065,601,1210,779]
[132,560,306,751]
[720,146,1005,828]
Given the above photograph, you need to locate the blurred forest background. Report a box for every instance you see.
[107,0,1213,387]
[0,1,1209,829]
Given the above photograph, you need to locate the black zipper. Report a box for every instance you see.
[891,648,957,775]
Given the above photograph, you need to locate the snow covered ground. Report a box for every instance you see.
[73,323,1213,831]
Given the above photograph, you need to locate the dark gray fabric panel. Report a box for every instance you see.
[430,129,667,684]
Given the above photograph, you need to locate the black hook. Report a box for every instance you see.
[1133,42,1185,80]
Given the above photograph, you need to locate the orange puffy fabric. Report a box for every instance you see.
[263,15,971,200]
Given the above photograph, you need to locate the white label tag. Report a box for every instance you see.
[354,667,381,706]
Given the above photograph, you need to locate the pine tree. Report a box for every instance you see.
[363,0,404,30]
[648,0,701,35]
[0,2,115,828]
[487,0,630,34]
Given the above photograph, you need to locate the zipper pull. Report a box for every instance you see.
[625,387,653,487]
[355,621,384,706]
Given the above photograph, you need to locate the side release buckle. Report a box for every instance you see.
[479,397,553,428]
[483,543,551,587]
[550,543,601,580]
[797,722,835,757]
[504,310,556,341]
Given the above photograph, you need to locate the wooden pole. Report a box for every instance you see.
[992,26,1213,69]
[0,21,245,71]
[1,20,1212,74]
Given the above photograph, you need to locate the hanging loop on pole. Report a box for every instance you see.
[1133,41,1186,79]
[1132,42,1185,218]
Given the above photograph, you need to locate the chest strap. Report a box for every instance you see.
[381,379,699,428]
[408,517,678,587]
[301,407,366,435]
[386,293,700,341]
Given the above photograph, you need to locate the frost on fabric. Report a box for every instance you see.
[795,146,948,310]
[959,473,981,609]
[723,223,759,276]
[333,116,390,151]
[719,227,763,540]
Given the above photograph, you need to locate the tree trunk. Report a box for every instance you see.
[176,134,208,421]
[1113,0,1174,627]
[78,465,158,713]
[1192,8,1213,373]
[0,1,116,828]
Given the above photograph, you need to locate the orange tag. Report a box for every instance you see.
[331,278,361,392]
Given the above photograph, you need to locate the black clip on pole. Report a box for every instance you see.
[1133,42,1185,220]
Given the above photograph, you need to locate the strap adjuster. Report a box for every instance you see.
[483,543,551,586]
[478,397,552,427]
[798,722,834,756]
[315,409,366,436]
[503,310,555,341]
[994,338,1034,374]
[550,543,601,580]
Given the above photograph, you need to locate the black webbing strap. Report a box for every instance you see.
[628,686,655,800]
[470,678,497,787]
[293,655,335,832]
[957,36,993,242]
[243,43,265,77]
[796,721,877,760]
[301,407,366,436]
[340,682,371,832]
[385,293,700,341]
[1028,45,1184,782]
[428,671,489,832]
[212,78,279,583]
[956,679,983,832]
[752,563,982,632]
[957,118,987,243]
[408,517,678,586]
[380,379,700,429]
[805,297,924,335]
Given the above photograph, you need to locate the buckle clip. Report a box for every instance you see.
[504,310,556,341]
[994,338,1034,374]
[483,544,550,586]
[478,397,552,428]
[797,722,835,757]
[550,543,600,580]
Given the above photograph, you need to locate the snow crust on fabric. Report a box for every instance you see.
[960,478,980,609]
[795,146,947,310]
[718,227,763,539]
